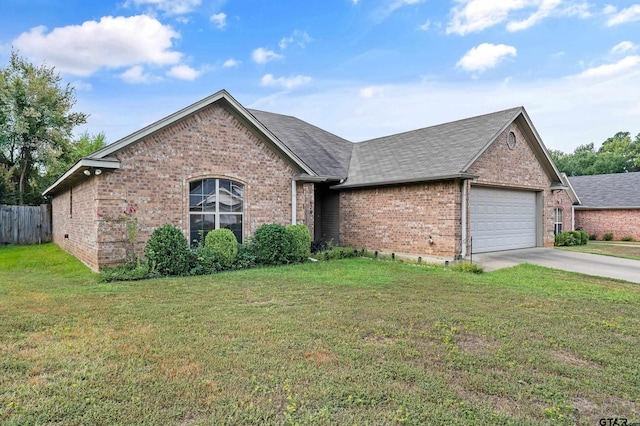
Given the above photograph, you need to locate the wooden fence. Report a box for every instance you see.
[0,204,52,245]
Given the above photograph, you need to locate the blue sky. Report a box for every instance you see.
[1,0,639,152]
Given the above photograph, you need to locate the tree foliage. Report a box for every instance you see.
[0,51,87,204]
[550,131,640,176]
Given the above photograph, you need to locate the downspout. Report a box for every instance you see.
[461,180,468,258]
[291,178,297,225]
[571,205,575,230]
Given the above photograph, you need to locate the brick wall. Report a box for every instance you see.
[467,122,556,249]
[575,209,640,241]
[340,181,461,257]
[553,190,574,232]
[53,103,311,269]
[51,178,100,270]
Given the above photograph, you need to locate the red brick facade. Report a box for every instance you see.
[574,209,640,241]
[340,181,461,257]
[52,104,313,270]
[467,122,556,250]
[553,190,574,233]
[339,122,558,258]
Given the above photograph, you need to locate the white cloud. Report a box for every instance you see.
[447,0,591,35]
[279,30,312,50]
[124,0,201,15]
[260,74,312,90]
[418,19,431,30]
[166,64,200,80]
[611,41,638,55]
[13,15,182,76]
[360,86,385,98]
[457,43,517,73]
[605,4,640,26]
[71,80,93,91]
[210,13,227,29]
[223,58,241,68]
[352,0,359,4]
[120,65,155,84]
[574,56,640,79]
[252,47,284,64]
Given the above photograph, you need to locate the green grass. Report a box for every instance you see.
[1,244,639,425]
[556,240,640,260]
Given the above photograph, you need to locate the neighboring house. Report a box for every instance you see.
[560,172,640,241]
[44,90,564,270]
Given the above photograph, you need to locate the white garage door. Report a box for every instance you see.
[470,187,537,253]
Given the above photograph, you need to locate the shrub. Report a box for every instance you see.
[311,240,332,254]
[232,241,258,270]
[316,246,362,261]
[99,261,150,282]
[144,224,190,276]
[579,230,589,245]
[589,234,597,241]
[253,224,293,266]
[189,245,220,276]
[450,261,484,274]
[554,230,588,247]
[286,224,311,263]
[621,235,634,242]
[205,228,238,268]
[603,233,614,241]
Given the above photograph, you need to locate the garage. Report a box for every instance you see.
[470,187,537,253]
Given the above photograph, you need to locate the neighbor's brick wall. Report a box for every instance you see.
[467,122,556,250]
[575,209,640,241]
[340,181,461,257]
[553,190,574,232]
[51,178,100,270]
[86,104,308,268]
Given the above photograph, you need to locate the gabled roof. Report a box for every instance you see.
[336,106,562,188]
[248,109,352,178]
[568,172,640,209]
[44,90,318,196]
[44,89,562,196]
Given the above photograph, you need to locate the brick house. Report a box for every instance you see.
[558,172,640,241]
[44,90,564,270]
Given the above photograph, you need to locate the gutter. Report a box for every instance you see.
[330,173,478,190]
[43,158,121,196]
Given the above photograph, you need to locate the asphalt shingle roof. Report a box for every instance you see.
[568,172,640,208]
[340,107,523,187]
[248,109,353,177]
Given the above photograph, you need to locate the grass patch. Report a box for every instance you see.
[1,244,639,425]
[556,241,640,261]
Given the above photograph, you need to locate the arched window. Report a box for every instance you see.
[554,208,563,235]
[189,178,244,244]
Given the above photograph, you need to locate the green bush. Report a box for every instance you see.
[189,245,221,276]
[253,224,293,266]
[603,233,614,241]
[286,224,311,263]
[579,230,589,245]
[554,230,588,247]
[232,241,257,270]
[621,235,634,242]
[315,246,362,261]
[98,261,150,282]
[205,228,238,268]
[589,234,597,241]
[144,224,190,276]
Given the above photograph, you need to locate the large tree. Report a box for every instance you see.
[0,51,87,204]
[551,132,640,176]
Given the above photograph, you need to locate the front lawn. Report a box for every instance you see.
[1,244,639,425]
[556,240,640,260]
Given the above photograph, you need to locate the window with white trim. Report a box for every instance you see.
[189,178,244,244]
[554,208,563,235]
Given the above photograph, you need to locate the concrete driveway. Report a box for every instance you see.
[473,247,640,284]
